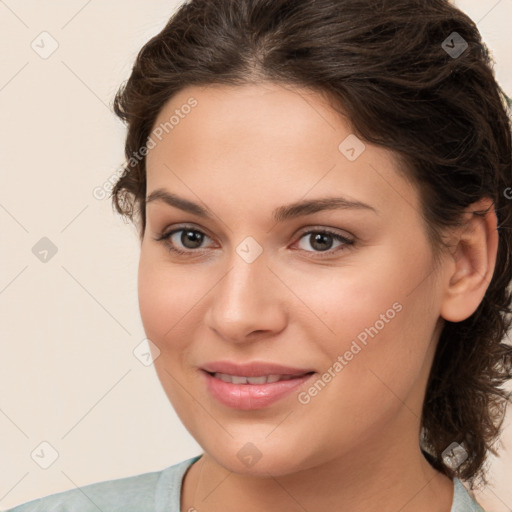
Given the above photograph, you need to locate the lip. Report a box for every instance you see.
[200,360,315,410]
[201,360,314,377]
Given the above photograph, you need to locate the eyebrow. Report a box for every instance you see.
[145,188,378,222]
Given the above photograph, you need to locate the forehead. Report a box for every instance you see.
[145,82,421,223]
[149,82,353,155]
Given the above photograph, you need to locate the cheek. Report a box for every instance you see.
[296,245,436,396]
[305,274,410,386]
[137,249,204,351]
[281,255,407,344]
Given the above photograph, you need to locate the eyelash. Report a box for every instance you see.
[153,224,355,259]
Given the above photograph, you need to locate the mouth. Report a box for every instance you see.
[206,371,313,384]
[200,364,316,410]
[201,360,315,378]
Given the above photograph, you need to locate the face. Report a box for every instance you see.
[139,82,448,476]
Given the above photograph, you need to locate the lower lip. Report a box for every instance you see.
[202,370,315,410]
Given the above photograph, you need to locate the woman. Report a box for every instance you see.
[8,0,511,510]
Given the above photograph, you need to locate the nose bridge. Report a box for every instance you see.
[220,233,270,302]
[206,240,286,341]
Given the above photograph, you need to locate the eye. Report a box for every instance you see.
[154,225,213,255]
[154,225,354,258]
[293,228,354,256]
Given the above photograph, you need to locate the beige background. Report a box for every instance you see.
[0,1,511,509]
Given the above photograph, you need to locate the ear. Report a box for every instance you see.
[440,197,498,323]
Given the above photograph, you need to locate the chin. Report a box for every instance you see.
[200,436,319,477]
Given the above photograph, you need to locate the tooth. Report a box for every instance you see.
[246,376,268,384]
[211,372,303,384]
[231,375,248,384]
[215,372,232,383]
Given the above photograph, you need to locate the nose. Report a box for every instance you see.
[204,251,288,344]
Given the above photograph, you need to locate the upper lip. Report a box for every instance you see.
[201,361,314,377]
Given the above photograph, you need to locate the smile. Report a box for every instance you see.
[202,369,315,410]
[210,372,309,384]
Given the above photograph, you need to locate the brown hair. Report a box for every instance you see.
[111,0,512,487]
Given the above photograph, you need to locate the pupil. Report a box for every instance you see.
[182,230,203,249]
[311,233,332,251]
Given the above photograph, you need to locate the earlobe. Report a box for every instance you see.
[440,198,498,323]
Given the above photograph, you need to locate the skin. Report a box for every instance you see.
[139,82,497,512]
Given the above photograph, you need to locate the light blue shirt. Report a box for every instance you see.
[6,455,485,511]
